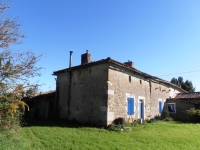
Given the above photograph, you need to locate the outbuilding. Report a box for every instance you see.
[166,92,200,121]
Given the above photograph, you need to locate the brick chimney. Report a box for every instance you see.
[124,60,134,68]
[81,50,92,65]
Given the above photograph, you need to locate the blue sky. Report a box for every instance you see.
[3,0,200,92]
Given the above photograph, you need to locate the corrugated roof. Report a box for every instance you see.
[53,57,186,93]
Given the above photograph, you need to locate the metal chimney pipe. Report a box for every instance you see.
[69,51,73,68]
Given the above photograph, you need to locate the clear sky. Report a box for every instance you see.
[3,0,200,92]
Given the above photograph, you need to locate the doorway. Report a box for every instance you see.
[139,100,144,119]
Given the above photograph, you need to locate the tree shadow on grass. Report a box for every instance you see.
[170,120,200,124]
[22,117,100,128]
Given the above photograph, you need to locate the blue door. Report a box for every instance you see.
[139,100,143,119]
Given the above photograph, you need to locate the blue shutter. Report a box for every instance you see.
[128,98,131,115]
[159,101,162,113]
[172,104,175,112]
[127,98,134,115]
[132,98,135,115]
[130,98,133,115]
[127,99,130,115]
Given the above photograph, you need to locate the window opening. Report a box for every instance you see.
[129,76,131,83]
[167,103,176,113]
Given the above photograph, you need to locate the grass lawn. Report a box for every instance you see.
[1,120,200,150]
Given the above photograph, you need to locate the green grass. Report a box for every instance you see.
[1,121,200,150]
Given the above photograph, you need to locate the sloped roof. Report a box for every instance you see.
[172,92,200,99]
[53,57,186,93]
[24,90,55,99]
[167,92,200,104]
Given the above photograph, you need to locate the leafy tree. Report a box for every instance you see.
[182,80,195,92]
[170,78,178,85]
[178,77,184,85]
[170,76,195,92]
[0,1,42,130]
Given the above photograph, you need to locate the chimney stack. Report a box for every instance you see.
[81,50,92,65]
[124,60,134,68]
[69,51,73,68]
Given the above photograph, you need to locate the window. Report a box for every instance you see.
[129,76,131,83]
[140,80,142,84]
[167,103,176,113]
[127,98,134,115]
[159,100,162,114]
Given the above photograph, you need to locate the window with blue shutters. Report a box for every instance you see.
[159,101,162,114]
[127,98,134,115]
[167,103,176,113]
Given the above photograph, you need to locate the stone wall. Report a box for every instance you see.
[57,62,183,126]
[107,63,181,125]
[166,99,195,121]
[57,72,70,118]
[25,91,55,119]
[57,63,108,126]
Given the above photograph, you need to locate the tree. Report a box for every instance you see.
[26,86,39,97]
[170,78,178,85]
[182,80,195,93]
[0,1,23,48]
[0,1,42,130]
[170,76,195,92]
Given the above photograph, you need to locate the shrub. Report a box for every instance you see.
[0,95,29,131]
[185,108,200,122]
[161,110,170,119]
[163,117,174,122]
[154,115,161,120]
[153,110,173,122]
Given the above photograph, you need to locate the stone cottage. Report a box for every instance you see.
[53,51,185,126]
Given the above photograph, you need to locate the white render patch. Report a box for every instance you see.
[107,80,112,86]
[100,106,107,112]
[147,107,150,112]
[126,93,134,97]
[107,112,114,121]
[107,89,114,95]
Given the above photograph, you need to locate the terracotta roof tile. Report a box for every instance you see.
[173,92,200,99]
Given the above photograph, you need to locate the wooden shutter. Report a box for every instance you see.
[128,98,134,115]
[159,101,162,113]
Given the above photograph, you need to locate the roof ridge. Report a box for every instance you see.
[53,57,186,93]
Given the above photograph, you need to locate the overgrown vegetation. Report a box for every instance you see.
[185,108,200,122]
[161,110,174,121]
[154,110,174,122]
[0,94,29,130]
[0,1,42,131]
